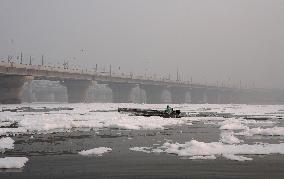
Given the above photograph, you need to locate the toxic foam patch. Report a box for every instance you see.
[162,140,284,161]
[0,137,15,151]
[78,147,112,156]
[0,157,29,169]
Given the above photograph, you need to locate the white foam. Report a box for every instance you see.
[239,127,284,136]
[0,103,283,136]
[129,147,152,153]
[222,154,252,161]
[220,132,243,144]
[161,140,284,161]
[78,147,112,156]
[0,127,27,136]
[219,119,248,130]
[189,155,217,160]
[0,137,15,151]
[0,110,187,135]
[0,157,29,168]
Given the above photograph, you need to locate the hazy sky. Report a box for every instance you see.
[1,0,284,88]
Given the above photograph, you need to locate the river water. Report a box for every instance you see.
[0,103,284,178]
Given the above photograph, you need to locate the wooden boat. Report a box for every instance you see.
[118,108,181,118]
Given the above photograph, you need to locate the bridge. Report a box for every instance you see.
[0,61,268,104]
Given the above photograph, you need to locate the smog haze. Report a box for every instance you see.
[1,0,284,88]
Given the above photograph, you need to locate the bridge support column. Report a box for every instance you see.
[185,91,192,103]
[107,83,136,103]
[61,80,92,103]
[0,75,33,104]
[26,80,34,103]
[140,85,165,104]
[169,87,191,104]
[191,88,207,104]
[22,80,34,103]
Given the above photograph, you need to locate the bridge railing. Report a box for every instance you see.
[0,61,230,88]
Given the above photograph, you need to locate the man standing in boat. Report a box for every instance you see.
[165,105,173,114]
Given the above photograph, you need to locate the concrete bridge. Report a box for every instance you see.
[0,61,246,104]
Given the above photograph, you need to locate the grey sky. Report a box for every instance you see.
[1,0,284,88]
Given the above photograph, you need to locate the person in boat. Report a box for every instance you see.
[165,105,173,114]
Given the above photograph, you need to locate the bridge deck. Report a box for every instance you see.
[0,62,219,89]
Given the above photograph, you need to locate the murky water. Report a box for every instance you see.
[0,103,284,178]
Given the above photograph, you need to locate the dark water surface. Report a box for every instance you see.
[2,153,284,179]
[1,123,284,179]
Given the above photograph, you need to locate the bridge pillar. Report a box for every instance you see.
[0,75,33,104]
[169,87,191,104]
[107,83,136,103]
[26,80,34,103]
[22,80,34,103]
[61,80,92,103]
[191,88,207,104]
[140,85,165,104]
[185,91,192,103]
[161,89,172,103]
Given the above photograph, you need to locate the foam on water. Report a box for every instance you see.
[220,132,243,144]
[0,157,28,169]
[0,137,14,151]
[238,127,284,136]
[78,147,112,156]
[131,140,284,161]
[1,103,284,162]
